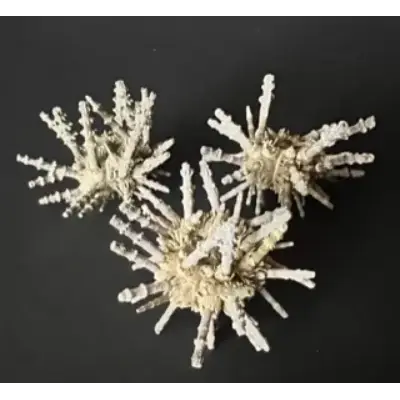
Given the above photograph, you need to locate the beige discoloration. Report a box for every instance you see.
[17,81,174,218]
[110,161,315,369]
[203,73,376,217]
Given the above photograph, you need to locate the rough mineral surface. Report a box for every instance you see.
[110,160,315,369]
[202,73,376,216]
[17,80,173,218]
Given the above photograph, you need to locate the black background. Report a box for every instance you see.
[2,17,400,382]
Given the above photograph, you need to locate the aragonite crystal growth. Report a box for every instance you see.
[202,73,376,216]
[110,160,315,369]
[16,81,174,218]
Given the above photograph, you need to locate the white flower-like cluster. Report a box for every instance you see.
[202,73,376,216]
[17,81,174,218]
[15,72,377,370]
[110,160,315,369]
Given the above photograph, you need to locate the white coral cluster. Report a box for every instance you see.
[110,161,315,369]
[203,74,376,216]
[16,81,174,217]
[16,73,377,371]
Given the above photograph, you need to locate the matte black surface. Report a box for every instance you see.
[2,17,400,382]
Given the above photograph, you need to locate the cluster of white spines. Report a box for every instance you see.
[110,160,315,368]
[17,80,174,218]
[15,73,375,370]
[203,73,376,216]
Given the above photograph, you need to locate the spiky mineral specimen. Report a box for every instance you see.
[16,81,174,218]
[202,73,376,217]
[110,160,315,369]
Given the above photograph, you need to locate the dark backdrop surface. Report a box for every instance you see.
[1,17,399,382]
